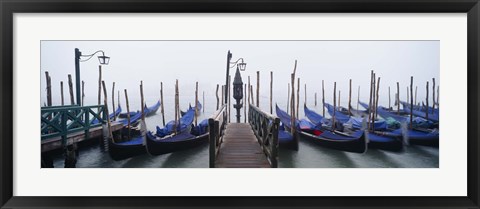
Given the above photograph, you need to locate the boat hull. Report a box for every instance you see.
[108,138,146,161]
[146,133,209,156]
[299,131,367,153]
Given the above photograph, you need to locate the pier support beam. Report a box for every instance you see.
[64,143,78,168]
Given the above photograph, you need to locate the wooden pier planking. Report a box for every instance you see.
[41,122,124,153]
[215,123,270,168]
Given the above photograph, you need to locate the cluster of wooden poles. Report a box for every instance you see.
[44,67,209,143]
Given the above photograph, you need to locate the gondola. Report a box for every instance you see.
[273,105,299,150]
[359,101,438,147]
[118,101,161,118]
[402,102,439,123]
[108,128,146,161]
[146,107,209,155]
[92,105,122,125]
[181,101,202,116]
[144,101,161,117]
[276,105,366,153]
[306,104,402,151]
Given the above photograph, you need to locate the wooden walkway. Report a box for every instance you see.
[215,123,270,168]
[41,122,124,152]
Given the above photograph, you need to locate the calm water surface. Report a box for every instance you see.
[50,94,439,168]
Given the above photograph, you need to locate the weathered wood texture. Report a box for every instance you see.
[41,122,123,152]
[215,123,270,168]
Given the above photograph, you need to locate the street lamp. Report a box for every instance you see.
[224,50,246,104]
[233,66,244,123]
[74,48,110,106]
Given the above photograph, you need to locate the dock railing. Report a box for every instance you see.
[209,104,227,168]
[41,105,107,146]
[248,104,279,168]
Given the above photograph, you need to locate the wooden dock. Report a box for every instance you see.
[215,123,270,168]
[41,121,124,152]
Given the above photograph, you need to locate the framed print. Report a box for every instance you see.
[1,0,479,208]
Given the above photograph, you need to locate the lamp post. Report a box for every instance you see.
[74,48,110,106]
[224,50,246,122]
[233,66,244,123]
[225,51,246,103]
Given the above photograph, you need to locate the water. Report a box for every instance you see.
[48,92,438,168]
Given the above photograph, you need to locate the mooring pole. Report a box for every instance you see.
[432,78,436,114]
[410,76,414,129]
[60,81,64,106]
[195,82,198,126]
[322,80,325,117]
[160,82,165,126]
[45,72,52,106]
[124,89,131,139]
[112,82,116,121]
[348,79,352,115]
[68,74,75,105]
[333,82,337,131]
[270,71,273,114]
[81,81,85,106]
[216,84,219,110]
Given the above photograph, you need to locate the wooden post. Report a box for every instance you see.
[98,66,102,107]
[270,71,273,114]
[370,74,376,131]
[290,60,297,134]
[397,82,400,114]
[367,71,373,130]
[348,79,352,115]
[437,86,439,107]
[338,90,341,109]
[45,72,52,106]
[81,81,85,106]
[315,92,317,106]
[290,73,295,134]
[221,85,224,104]
[432,78,436,113]
[195,81,198,126]
[248,76,251,104]
[250,85,254,105]
[375,77,380,119]
[333,82,336,130]
[174,80,178,134]
[229,75,231,122]
[426,81,429,121]
[140,81,145,122]
[407,87,409,106]
[357,86,360,111]
[410,76,413,129]
[256,71,260,108]
[112,82,116,120]
[216,84,219,110]
[68,74,75,105]
[101,81,113,142]
[296,77,300,118]
[322,80,325,117]
[124,89,131,139]
[304,83,307,105]
[60,81,64,106]
[244,83,247,123]
[388,86,391,109]
[287,83,290,114]
[160,82,165,127]
[415,86,418,106]
[203,91,205,113]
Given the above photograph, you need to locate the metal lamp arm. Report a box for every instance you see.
[229,58,245,68]
[79,50,106,62]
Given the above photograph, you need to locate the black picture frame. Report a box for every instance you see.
[1,0,479,208]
